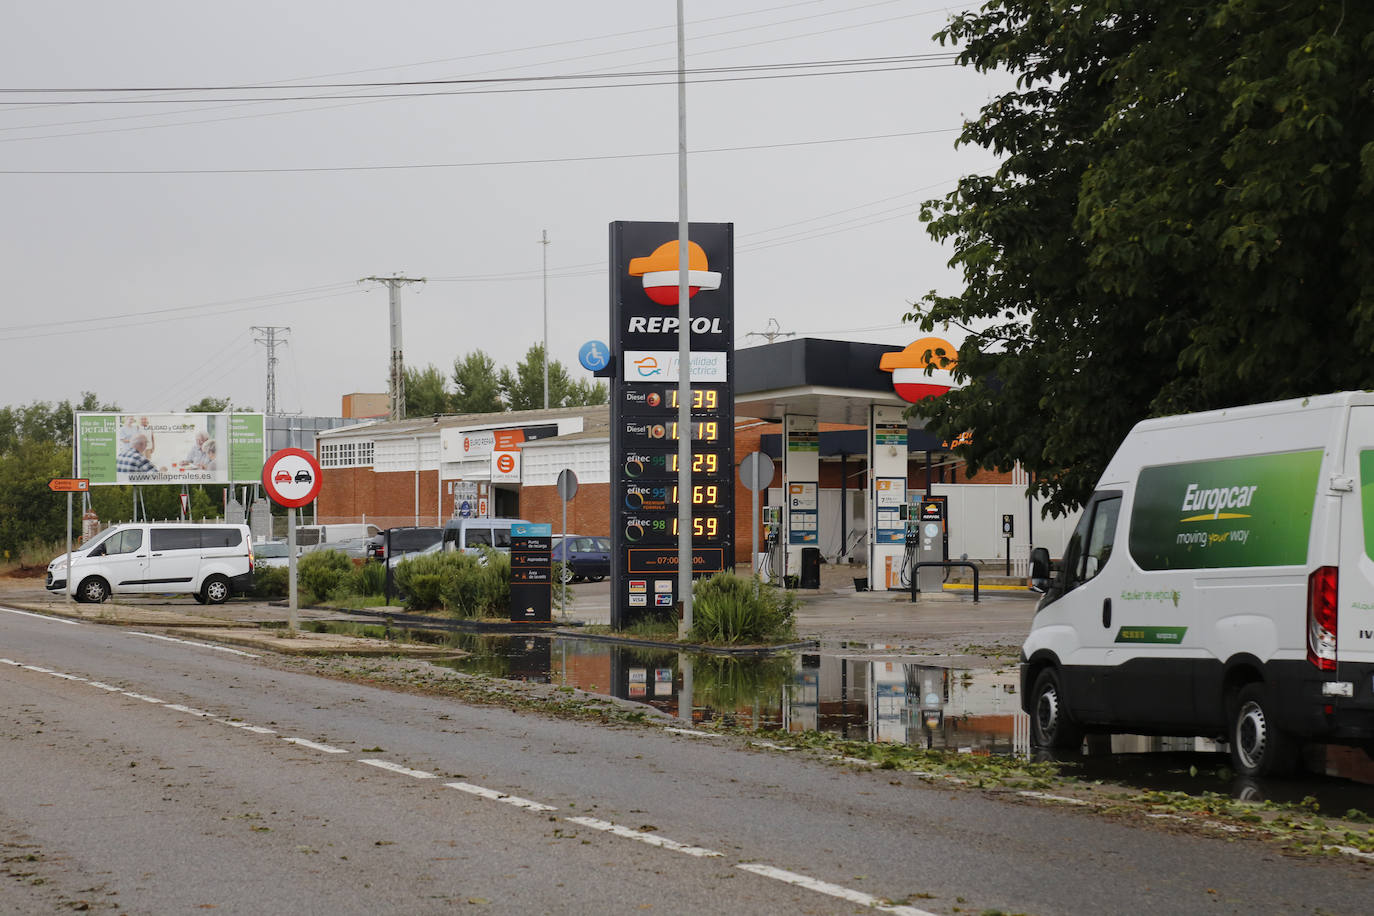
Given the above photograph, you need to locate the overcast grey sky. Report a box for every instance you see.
[2,1,1008,417]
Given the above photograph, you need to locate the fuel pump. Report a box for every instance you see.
[899,502,921,588]
[914,496,947,594]
[761,506,783,584]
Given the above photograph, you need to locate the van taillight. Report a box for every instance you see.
[1307,566,1338,671]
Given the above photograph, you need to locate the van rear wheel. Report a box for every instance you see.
[201,575,230,605]
[1030,667,1083,750]
[1230,683,1299,777]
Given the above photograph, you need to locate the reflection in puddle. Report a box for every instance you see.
[437,634,1024,754]
[417,630,1374,813]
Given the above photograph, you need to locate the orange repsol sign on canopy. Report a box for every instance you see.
[879,337,958,403]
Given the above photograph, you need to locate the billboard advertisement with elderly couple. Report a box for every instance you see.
[76,412,266,485]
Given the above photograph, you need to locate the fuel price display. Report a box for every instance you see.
[608,221,735,627]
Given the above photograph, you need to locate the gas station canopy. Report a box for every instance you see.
[734,338,931,427]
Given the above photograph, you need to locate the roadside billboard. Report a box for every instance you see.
[76,412,266,485]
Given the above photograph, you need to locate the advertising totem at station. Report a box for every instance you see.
[608,221,735,628]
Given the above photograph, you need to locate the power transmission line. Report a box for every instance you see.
[0,126,958,175]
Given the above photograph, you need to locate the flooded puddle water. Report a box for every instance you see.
[318,623,1374,812]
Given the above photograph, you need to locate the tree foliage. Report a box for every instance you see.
[404,364,452,417]
[186,396,230,412]
[0,392,112,453]
[499,343,607,411]
[913,1,1374,515]
[451,350,505,414]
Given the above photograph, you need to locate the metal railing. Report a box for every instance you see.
[910,561,980,603]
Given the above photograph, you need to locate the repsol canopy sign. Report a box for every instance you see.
[1128,450,1323,570]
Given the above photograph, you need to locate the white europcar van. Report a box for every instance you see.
[1022,392,1374,777]
[46,522,254,605]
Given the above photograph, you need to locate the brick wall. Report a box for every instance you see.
[518,482,611,534]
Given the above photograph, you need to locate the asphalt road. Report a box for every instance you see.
[2,603,1371,915]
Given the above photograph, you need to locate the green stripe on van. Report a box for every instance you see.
[1114,626,1188,644]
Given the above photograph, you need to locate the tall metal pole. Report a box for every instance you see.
[675,0,692,637]
[360,275,426,421]
[287,506,298,632]
[541,230,550,410]
[252,326,290,415]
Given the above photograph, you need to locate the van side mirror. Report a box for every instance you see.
[1029,546,1052,593]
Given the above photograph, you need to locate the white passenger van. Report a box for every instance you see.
[1022,392,1374,776]
[47,522,254,605]
[440,517,529,555]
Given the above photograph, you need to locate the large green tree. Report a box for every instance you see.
[450,350,505,414]
[913,1,1374,516]
[0,392,112,453]
[404,364,452,417]
[499,344,607,411]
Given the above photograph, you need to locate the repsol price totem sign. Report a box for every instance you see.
[609,221,735,628]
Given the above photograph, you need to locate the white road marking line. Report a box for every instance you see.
[359,759,436,779]
[445,782,557,812]
[1019,791,1092,806]
[21,665,55,673]
[130,632,259,658]
[663,727,724,738]
[564,816,722,858]
[121,692,164,703]
[165,704,214,717]
[0,607,80,625]
[736,863,937,916]
[87,681,122,691]
[0,658,19,665]
[283,737,348,754]
[48,672,87,681]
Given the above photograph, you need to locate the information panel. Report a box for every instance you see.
[509,522,552,623]
[609,222,734,628]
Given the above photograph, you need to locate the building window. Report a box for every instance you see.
[319,440,374,468]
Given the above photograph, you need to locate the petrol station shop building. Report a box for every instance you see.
[313,337,1077,586]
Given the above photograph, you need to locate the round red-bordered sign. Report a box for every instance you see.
[262,447,323,508]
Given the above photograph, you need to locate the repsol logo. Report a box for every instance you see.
[627,316,724,334]
[1180,483,1258,520]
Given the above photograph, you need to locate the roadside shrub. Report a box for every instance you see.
[393,553,449,611]
[251,565,288,599]
[437,551,488,618]
[15,538,67,570]
[473,547,511,617]
[344,559,386,598]
[687,572,797,644]
[297,549,352,604]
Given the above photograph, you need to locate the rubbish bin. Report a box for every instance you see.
[800,547,821,589]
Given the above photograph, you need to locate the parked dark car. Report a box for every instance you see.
[366,526,443,562]
[550,535,611,584]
